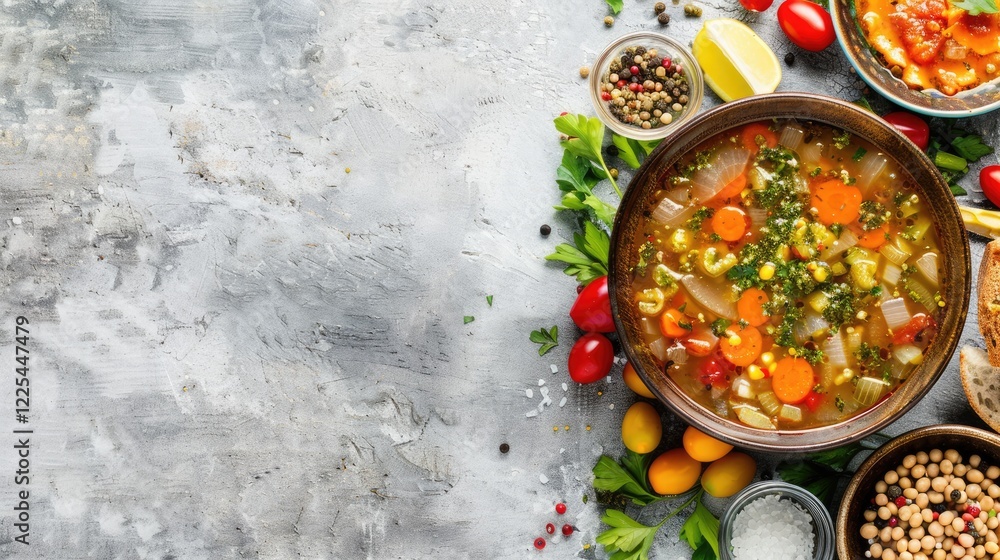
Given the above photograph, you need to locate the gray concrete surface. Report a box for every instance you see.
[0,0,996,558]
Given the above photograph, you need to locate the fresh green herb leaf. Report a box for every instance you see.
[464,316,475,324]
[952,0,998,15]
[529,326,559,356]
[776,459,844,505]
[592,453,660,506]
[951,135,994,161]
[486,295,493,307]
[856,342,891,379]
[810,442,865,471]
[853,97,876,114]
[546,221,610,285]
[635,241,656,277]
[691,540,718,560]
[952,185,969,196]
[613,134,641,169]
[852,147,868,162]
[555,114,622,198]
[556,192,617,228]
[835,395,846,412]
[605,0,624,14]
[686,207,714,231]
[678,498,720,558]
[597,510,661,559]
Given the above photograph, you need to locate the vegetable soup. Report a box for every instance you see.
[628,120,944,430]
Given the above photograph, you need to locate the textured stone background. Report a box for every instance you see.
[0,0,996,558]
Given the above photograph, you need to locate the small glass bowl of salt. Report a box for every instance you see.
[718,481,835,560]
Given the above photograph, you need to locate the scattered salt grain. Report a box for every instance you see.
[731,494,814,560]
[559,397,567,407]
[539,473,549,484]
[525,410,538,418]
[526,389,533,398]
[540,396,552,409]
[609,403,615,410]
[538,379,545,386]
[11,217,21,225]
[550,364,558,374]
[540,386,549,397]
[561,383,568,391]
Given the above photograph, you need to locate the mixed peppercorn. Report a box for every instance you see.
[599,45,692,130]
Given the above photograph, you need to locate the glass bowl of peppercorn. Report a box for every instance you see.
[590,31,704,140]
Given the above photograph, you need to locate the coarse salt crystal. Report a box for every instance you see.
[540,396,552,408]
[540,386,549,397]
[731,494,815,560]
[525,410,538,418]
[539,473,549,484]
[538,379,545,386]
[550,364,558,374]
[562,383,568,391]
[559,397,567,407]
[609,404,615,410]
[526,389,533,398]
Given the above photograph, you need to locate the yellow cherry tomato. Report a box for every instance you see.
[682,426,734,462]
[701,451,757,498]
[620,402,662,454]
[648,448,702,495]
[623,362,655,399]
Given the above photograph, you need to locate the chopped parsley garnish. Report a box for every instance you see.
[799,347,825,365]
[774,303,803,349]
[710,318,732,338]
[829,223,844,238]
[856,343,890,379]
[858,200,888,231]
[686,207,714,230]
[810,167,823,177]
[852,147,867,162]
[835,395,846,412]
[635,241,656,277]
[776,260,818,298]
[464,315,475,324]
[832,130,851,150]
[709,233,723,243]
[680,149,715,178]
[821,283,856,330]
[678,320,693,331]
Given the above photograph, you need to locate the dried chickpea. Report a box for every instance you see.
[929,521,945,536]
[942,460,955,475]
[884,548,897,560]
[928,463,941,477]
[871,543,884,558]
[901,477,913,489]
[899,465,912,478]
[904,455,919,469]
[913,465,927,479]
[893,526,906,542]
[887,471,901,484]
[987,542,999,554]
[945,449,961,464]
[922,535,937,550]
[941,511,956,526]
[971,470,987,484]
[930,449,944,463]
[905,487,920,499]
[954,478,968,492]
[955,463,969,477]
[910,525,925,539]
[865,509,878,522]
[969,484,983,500]
[877,480,889,493]
[878,493,891,506]
[987,466,1000,480]
[982,496,995,511]
[917,451,930,465]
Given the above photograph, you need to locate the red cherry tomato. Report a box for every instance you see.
[740,0,775,11]
[892,313,937,345]
[570,276,615,333]
[777,0,835,52]
[981,165,1000,208]
[568,333,614,384]
[882,112,930,151]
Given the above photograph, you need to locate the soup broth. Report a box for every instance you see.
[628,120,944,430]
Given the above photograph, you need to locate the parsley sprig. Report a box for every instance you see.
[555,114,622,198]
[593,451,661,506]
[545,220,609,285]
[597,490,713,560]
[529,326,559,356]
[952,0,998,14]
[612,134,661,170]
[554,151,616,228]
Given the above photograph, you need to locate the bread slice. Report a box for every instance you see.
[960,346,1000,432]
[979,240,1000,366]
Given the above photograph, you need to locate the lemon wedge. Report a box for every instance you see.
[692,18,782,102]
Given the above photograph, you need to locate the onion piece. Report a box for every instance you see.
[820,229,858,261]
[795,312,830,344]
[824,333,849,368]
[665,187,690,204]
[732,376,756,400]
[690,147,752,202]
[665,342,689,365]
[747,207,768,228]
[914,252,939,287]
[882,297,912,330]
[680,275,737,319]
[779,124,805,151]
[853,377,889,407]
[880,242,911,266]
[800,140,824,167]
[906,276,936,310]
[882,262,902,287]
[893,344,923,365]
[650,195,697,227]
[649,337,671,361]
[856,152,888,194]
[944,40,968,60]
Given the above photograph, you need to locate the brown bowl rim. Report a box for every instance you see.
[836,425,1000,558]
[608,93,971,452]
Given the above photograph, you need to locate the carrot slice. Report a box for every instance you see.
[811,180,862,225]
[740,123,779,153]
[719,324,763,367]
[712,206,749,241]
[737,288,770,327]
[713,173,748,201]
[857,223,889,249]
[772,357,816,404]
[660,308,691,338]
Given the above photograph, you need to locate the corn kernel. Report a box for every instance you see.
[767,363,777,374]
[759,263,776,281]
[788,347,797,356]
[727,332,742,346]
[834,368,855,386]
[856,310,868,320]
[812,266,829,282]
[747,365,765,380]
[760,352,775,366]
